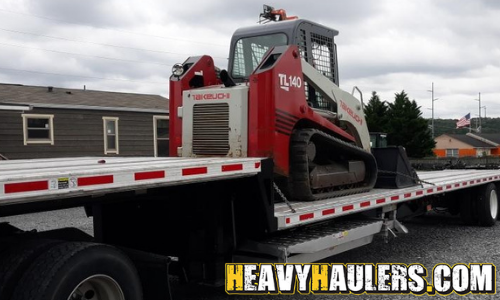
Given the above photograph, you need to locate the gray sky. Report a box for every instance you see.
[0,0,499,119]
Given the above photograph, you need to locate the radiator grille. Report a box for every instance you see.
[192,103,230,155]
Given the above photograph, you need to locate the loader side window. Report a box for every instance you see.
[231,33,287,79]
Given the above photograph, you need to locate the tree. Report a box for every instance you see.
[364,91,388,132]
[385,91,435,158]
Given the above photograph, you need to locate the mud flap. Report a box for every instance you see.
[372,146,419,189]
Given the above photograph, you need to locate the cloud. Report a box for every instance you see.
[0,0,498,118]
[30,0,147,28]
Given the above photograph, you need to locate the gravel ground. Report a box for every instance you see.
[1,208,499,300]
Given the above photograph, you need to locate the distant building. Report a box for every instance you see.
[0,83,169,160]
[433,133,500,157]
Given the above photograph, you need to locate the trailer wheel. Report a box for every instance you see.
[477,183,498,227]
[11,242,143,300]
[0,239,61,300]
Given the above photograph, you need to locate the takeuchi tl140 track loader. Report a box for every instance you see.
[169,5,418,201]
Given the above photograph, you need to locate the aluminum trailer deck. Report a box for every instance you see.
[1,157,499,280]
[1,157,499,229]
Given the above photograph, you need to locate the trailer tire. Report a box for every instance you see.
[0,239,61,300]
[459,190,478,225]
[477,183,498,227]
[11,242,143,300]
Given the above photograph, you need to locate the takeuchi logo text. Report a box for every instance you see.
[192,93,231,100]
[340,100,363,125]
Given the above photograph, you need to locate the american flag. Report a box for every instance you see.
[456,113,471,128]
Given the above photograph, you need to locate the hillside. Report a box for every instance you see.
[429,117,500,136]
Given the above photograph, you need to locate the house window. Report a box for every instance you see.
[445,149,459,157]
[153,116,169,157]
[103,117,119,154]
[22,114,54,145]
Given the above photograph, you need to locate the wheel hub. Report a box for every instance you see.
[69,275,124,300]
[490,189,498,220]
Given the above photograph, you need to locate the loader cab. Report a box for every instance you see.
[370,132,388,148]
[228,19,339,110]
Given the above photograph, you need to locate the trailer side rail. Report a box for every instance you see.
[0,157,263,206]
[276,169,500,230]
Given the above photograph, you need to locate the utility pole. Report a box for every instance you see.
[427,82,438,139]
[474,93,481,132]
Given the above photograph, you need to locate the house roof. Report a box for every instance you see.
[467,133,500,146]
[443,134,495,148]
[0,83,168,113]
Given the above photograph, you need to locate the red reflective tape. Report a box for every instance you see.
[482,178,487,182]
[299,213,314,221]
[437,187,443,191]
[255,162,261,169]
[78,175,114,186]
[476,180,481,183]
[134,171,165,181]
[454,183,460,187]
[322,208,335,216]
[376,198,386,204]
[427,189,434,193]
[221,164,243,172]
[286,218,291,224]
[446,185,452,189]
[404,193,412,198]
[360,201,371,208]
[462,182,467,186]
[489,177,493,180]
[391,196,400,201]
[5,180,48,194]
[416,191,424,196]
[343,205,354,212]
[182,167,207,176]
[470,181,474,184]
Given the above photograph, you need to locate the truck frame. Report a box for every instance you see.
[0,156,499,299]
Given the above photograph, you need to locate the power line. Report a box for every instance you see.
[0,8,226,47]
[0,28,228,60]
[0,42,173,66]
[0,66,166,85]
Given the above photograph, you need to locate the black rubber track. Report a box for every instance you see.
[289,128,378,201]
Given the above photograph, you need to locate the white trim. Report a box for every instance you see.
[153,115,169,157]
[1,102,167,114]
[103,117,119,154]
[22,114,54,145]
[0,105,32,111]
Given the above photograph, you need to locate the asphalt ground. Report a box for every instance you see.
[1,208,499,300]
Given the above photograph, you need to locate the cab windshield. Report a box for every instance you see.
[231,33,288,79]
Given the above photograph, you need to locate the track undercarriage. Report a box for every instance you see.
[288,128,378,201]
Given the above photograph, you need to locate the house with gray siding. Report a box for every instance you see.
[0,83,169,160]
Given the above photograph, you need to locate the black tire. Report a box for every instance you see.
[460,190,478,225]
[11,242,143,300]
[0,239,62,300]
[477,183,498,227]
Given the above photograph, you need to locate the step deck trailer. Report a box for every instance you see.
[0,157,499,299]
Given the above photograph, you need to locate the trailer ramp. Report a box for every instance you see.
[235,218,383,263]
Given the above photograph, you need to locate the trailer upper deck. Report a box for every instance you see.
[1,157,499,230]
[0,156,262,207]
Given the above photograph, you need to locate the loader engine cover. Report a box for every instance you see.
[181,85,249,157]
